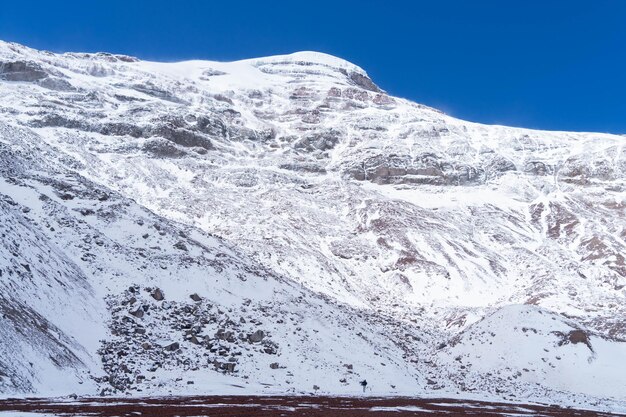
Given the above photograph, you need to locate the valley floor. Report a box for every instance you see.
[0,396,624,417]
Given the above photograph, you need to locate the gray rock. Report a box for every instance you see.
[164,342,180,352]
[248,330,265,343]
[129,308,144,318]
[348,71,382,92]
[37,77,75,91]
[173,241,188,251]
[142,139,187,158]
[150,288,164,301]
[294,129,340,153]
[0,61,48,82]
[148,125,213,150]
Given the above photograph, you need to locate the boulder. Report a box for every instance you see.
[568,329,593,351]
[190,293,202,302]
[248,330,265,343]
[164,342,180,352]
[151,288,164,301]
[129,308,144,318]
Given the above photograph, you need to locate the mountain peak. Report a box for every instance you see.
[245,51,366,73]
[1,40,625,409]
[241,51,380,92]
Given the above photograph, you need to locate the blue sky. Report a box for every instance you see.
[1,1,625,133]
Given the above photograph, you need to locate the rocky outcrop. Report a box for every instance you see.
[346,153,484,185]
[348,71,382,93]
[0,60,47,82]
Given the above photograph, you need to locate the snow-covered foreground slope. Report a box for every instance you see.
[0,40,624,410]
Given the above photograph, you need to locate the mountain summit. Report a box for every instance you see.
[0,41,624,410]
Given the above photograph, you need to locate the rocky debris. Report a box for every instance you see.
[216,328,237,343]
[261,339,279,355]
[173,241,188,251]
[294,130,341,153]
[214,361,236,372]
[98,287,280,393]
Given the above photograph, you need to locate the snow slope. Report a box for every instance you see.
[0,40,624,410]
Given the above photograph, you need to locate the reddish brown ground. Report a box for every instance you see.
[0,395,623,417]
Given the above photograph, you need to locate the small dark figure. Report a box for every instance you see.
[360,379,368,392]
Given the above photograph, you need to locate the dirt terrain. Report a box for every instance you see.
[0,396,624,417]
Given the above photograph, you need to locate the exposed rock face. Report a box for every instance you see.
[0,60,47,81]
[0,41,625,408]
[348,71,382,92]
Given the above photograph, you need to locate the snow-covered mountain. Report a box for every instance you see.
[0,40,624,409]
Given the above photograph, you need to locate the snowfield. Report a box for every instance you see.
[0,40,624,412]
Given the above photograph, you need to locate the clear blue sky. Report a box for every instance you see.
[1,1,625,133]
